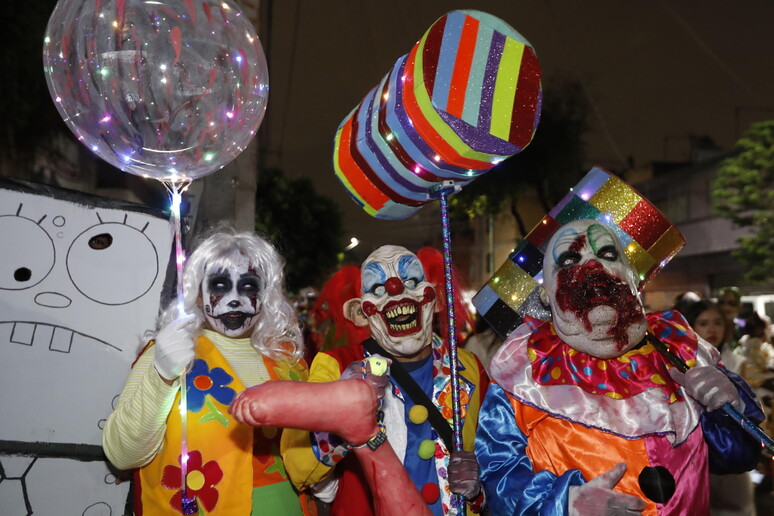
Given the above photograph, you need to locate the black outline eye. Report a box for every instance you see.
[237,277,261,294]
[208,275,232,294]
[597,245,618,261]
[404,278,418,289]
[557,251,581,268]
[371,284,386,296]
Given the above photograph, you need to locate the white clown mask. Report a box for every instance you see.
[360,245,436,359]
[201,256,262,338]
[540,219,647,358]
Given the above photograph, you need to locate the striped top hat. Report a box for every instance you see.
[473,167,685,338]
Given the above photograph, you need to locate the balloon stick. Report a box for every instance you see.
[165,181,198,514]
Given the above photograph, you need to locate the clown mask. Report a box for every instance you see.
[359,245,436,359]
[200,256,262,338]
[540,219,647,358]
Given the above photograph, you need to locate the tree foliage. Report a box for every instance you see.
[255,168,344,292]
[712,120,774,283]
[450,80,590,236]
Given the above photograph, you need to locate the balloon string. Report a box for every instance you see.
[432,181,465,514]
[165,181,197,514]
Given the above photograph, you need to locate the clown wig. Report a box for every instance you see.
[157,229,303,363]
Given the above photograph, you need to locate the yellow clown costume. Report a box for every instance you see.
[104,331,313,515]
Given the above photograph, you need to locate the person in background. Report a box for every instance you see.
[103,230,312,515]
[717,286,745,344]
[673,290,703,316]
[683,299,756,516]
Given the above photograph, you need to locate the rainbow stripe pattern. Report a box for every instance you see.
[334,10,542,219]
[473,167,686,338]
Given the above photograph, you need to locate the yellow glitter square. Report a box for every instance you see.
[647,225,685,264]
[623,239,657,281]
[589,176,642,224]
[489,259,538,311]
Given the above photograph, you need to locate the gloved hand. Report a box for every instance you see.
[153,314,197,381]
[341,355,391,402]
[669,366,742,411]
[448,450,482,500]
[568,463,645,516]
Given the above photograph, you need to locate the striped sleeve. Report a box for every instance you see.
[102,346,179,470]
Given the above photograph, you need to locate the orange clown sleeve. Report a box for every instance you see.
[229,379,432,516]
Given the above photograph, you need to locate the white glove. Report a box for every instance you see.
[669,366,742,411]
[153,314,197,381]
[568,463,645,516]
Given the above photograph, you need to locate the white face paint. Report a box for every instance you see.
[541,219,647,358]
[201,256,262,338]
[360,245,436,359]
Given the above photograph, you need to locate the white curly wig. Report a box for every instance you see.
[156,229,303,363]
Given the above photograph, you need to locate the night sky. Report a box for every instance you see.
[260,0,774,254]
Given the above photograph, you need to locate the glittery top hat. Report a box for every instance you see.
[473,166,685,338]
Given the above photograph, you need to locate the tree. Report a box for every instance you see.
[712,120,774,283]
[255,168,344,292]
[451,80,590,237]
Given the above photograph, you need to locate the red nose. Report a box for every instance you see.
[384,277,404,296]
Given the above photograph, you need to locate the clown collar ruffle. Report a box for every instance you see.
[525,311,699,403]
[489,310,712,443]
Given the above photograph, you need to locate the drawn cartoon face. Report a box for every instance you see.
[201,256,262,338]
[0,187,172,447]
[360,245,436,359]
[540,219,647,358]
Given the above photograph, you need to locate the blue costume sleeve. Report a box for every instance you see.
[701,368,765,474]
[475,384,585,516]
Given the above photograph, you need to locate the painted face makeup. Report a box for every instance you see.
[201,256,262,338]
[360,245,436,358]
[541,219,647,358]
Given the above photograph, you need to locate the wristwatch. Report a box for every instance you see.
[352,426,388,451]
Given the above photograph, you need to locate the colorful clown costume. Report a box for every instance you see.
[475,311,763,515]
[103,331,313,515]
[281,334,489,516]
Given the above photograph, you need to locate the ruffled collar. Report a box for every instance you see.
[526,311,698,403]
[489,310,712,443]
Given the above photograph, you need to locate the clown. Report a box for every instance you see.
[281,245,489,515]
[102,230,312,515]
[475,218,763,515]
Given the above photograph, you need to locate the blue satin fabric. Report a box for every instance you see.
[702,367,765,474]
[475,384,585,515]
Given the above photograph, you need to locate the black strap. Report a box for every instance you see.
[362,338,455,451]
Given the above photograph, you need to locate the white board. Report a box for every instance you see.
[0,178,174,515]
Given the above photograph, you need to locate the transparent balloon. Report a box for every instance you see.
[43,0,269,182]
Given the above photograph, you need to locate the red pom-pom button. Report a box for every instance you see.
[421,482,440,504]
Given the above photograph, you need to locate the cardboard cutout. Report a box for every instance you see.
[0,178,173,515]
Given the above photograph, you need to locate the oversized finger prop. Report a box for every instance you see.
[230,380,432,516]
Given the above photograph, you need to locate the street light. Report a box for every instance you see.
[343,237,359,252]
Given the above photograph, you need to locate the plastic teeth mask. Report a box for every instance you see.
[359,245,436,358]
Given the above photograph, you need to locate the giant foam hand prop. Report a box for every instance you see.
[669,366,742,412]
[229,379,431,516]
[448,450,482,500]
[568,463,645,516]
[152,314,196,381]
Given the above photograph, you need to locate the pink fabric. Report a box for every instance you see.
[644,427,709,515]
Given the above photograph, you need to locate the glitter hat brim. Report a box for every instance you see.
[473,166,685,338]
